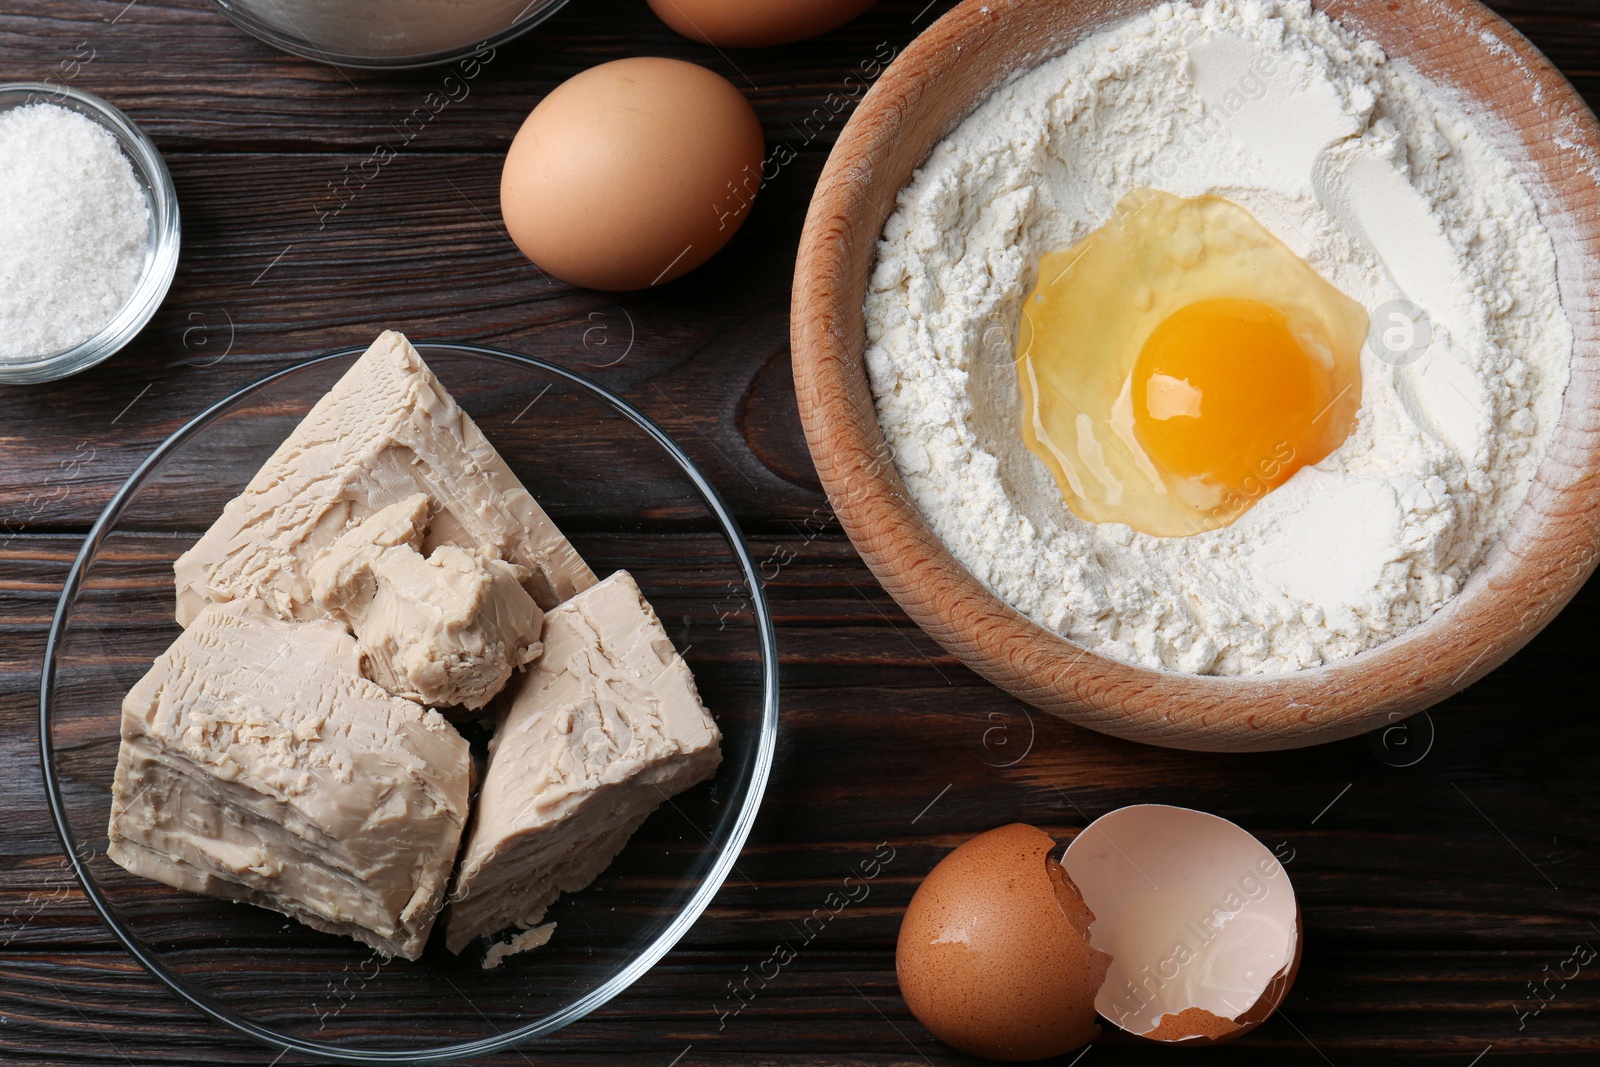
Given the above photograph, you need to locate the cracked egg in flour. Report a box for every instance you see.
[1017,188,1369,538]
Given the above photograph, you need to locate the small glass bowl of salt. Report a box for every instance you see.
[0,83,180,384]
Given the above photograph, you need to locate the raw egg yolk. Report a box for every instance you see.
[1014,188,1368,537]
[1132,297,1342,496]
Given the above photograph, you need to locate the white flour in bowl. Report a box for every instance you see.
[863,0,1572,675]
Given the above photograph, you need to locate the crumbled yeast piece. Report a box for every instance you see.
[446,570,721,953]
[309,493,544,710]
[174,330,595,628]
[107,599,472,960]
[481,922,557,970]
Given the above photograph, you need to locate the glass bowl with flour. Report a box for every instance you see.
[209,0,574,68]
[861,0,1576,677]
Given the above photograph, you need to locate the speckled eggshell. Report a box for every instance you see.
[895,823,1109,1061]
[647,0,878,48]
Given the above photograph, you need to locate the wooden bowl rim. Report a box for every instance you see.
[791,0,1600,752]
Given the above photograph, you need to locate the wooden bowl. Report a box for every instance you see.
[792,0,1600,752]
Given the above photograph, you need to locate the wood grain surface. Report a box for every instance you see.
[1,0,1598,1063]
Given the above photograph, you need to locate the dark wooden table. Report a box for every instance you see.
[3,1,1599,1063]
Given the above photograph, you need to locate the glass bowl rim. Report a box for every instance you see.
[205,0,576,69]
[38,341,781,1064]
[0,82,182,385]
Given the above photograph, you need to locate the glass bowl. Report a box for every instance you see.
[40,343,779,1064]
[0,83,181,385]
[208,0,574,68]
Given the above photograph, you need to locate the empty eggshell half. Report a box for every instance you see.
[1060,804,1300,1043]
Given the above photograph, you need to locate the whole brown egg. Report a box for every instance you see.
[646,0,878,48]
[895,824,1110,1060]
[499,57,765,291]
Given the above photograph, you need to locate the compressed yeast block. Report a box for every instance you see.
[174,329,595,628]
[446,570,721,953]
[107,598,472,960]
[309,493,543,710]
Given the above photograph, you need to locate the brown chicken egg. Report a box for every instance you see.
[499,57,764,291]
[647,0,878,48]
[895,824,1110,1060]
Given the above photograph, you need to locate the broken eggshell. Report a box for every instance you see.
[1061,804,1301,1044]
[895,810,1300,1060]
[895,823,1110,1061]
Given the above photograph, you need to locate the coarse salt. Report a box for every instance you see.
[0,102,149,361]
